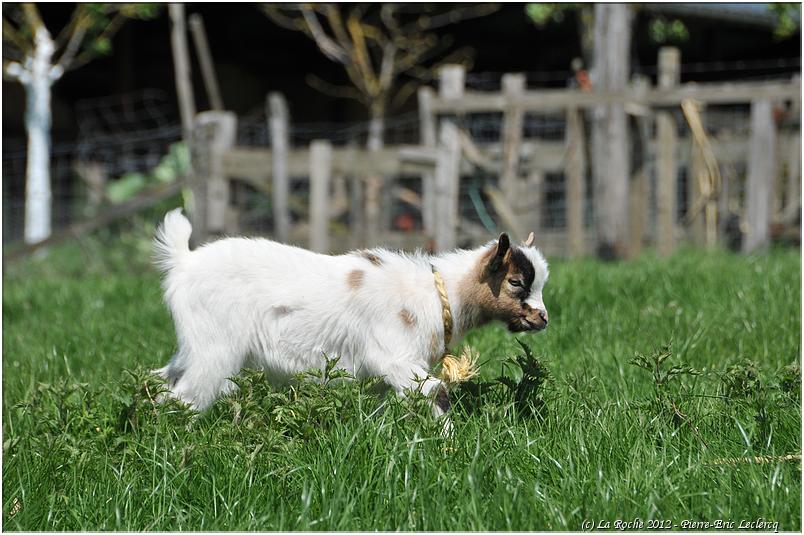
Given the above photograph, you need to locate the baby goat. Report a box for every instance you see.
[153,208,549,416]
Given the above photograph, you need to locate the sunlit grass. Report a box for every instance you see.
[3,229,801,530]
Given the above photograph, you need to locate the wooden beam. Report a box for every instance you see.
[429,80,801,114]
[656,47,680,256]
[188,13,224,111]
[434,121,461,252]
[565,106,586,258]
[418,86,437,237]
[205,112,237,234]
[500,73,526,206]
[627,74,651,259]
[309,140,332,253]
[743,99,777,252]
[169,4,196,141]
[590,3,631,259]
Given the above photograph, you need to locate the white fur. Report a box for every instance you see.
[153,210,549,414]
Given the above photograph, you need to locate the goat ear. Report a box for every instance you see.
[487,232,510,273]
[524,232,535,247]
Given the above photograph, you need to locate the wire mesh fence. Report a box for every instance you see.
[3,61,801,253]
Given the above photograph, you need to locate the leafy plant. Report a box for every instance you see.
[630,343,704,444]
[453,339,551,420]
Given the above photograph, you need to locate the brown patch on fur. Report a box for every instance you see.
[347,269,365,290]
[273,305,293,316]
[358,250,382,266]
[429,331,442,359]
[399,308,416,328]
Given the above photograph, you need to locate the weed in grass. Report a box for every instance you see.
[452,339,551,421]
[630,343,705,446]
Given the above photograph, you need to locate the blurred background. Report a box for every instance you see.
[3,3,801,260]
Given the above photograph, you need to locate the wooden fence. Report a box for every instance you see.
[190,47,801,257]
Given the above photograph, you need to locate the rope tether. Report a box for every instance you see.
[431,266,478,385]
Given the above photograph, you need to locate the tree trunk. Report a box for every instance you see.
[24,27,56,244]
[364,104,385,245]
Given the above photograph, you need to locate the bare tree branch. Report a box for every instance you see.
[346,15,377,96]
[413,3,500,31]
[53,4,90,49]
[261,4,307,32]
[322,4,352,52]
[2,16,32,55]
[262,3,489,128]
[20,3,44,33]
[53,8,95,73]
[64,12,127,72]
[300,5,348,63]
[306,73,366,104]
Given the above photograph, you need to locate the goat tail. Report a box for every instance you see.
[154,208,192,272]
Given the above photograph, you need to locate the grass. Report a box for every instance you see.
[3,222,801,531]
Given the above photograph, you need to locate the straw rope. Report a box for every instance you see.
[431,267,479,384]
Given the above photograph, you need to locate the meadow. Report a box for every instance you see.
[3,221,801,531]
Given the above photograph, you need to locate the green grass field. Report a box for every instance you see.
[3,227,801,531]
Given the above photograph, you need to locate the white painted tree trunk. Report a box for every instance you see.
[24,28,56,244]
[364,107,385,245]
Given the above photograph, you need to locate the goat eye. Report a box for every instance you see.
[509,279,523,287]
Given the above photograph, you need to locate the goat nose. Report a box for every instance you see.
[538,309,548,324]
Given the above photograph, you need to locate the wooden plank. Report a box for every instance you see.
[169,4,196,141]
[501,73,526,205]
[656,47,680,256]
[688,126,706,246]
[190,111,235,244]
[205,112,237,234]
[309,140,332,253]
[590,3,632,259]
[429,80,801,114]
[221,133,792,185]
[268,92,291,243]
[434,122,461,252]
[439,64,465,100]
[188,13,224,111]
[418,86,437,236]
[565,107,586,257]
[783,131,801,223]
[628,74,651,258]
[743,99,777,252]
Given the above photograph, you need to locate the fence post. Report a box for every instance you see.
[190,110,236,244]
[501,73,526,206]
[439,64,465,102]
[628,74,651,258]
[688,120,707,247]
[566,106,586,257]
[188,14,224,111]
[418,86,437,237]
[784,130,801,223]
[743,99,777,252]
[656,46,680,256]
[434,121,461,252]
[590,3,632,259]
[309,140,332,253]
[268,92,291,243]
